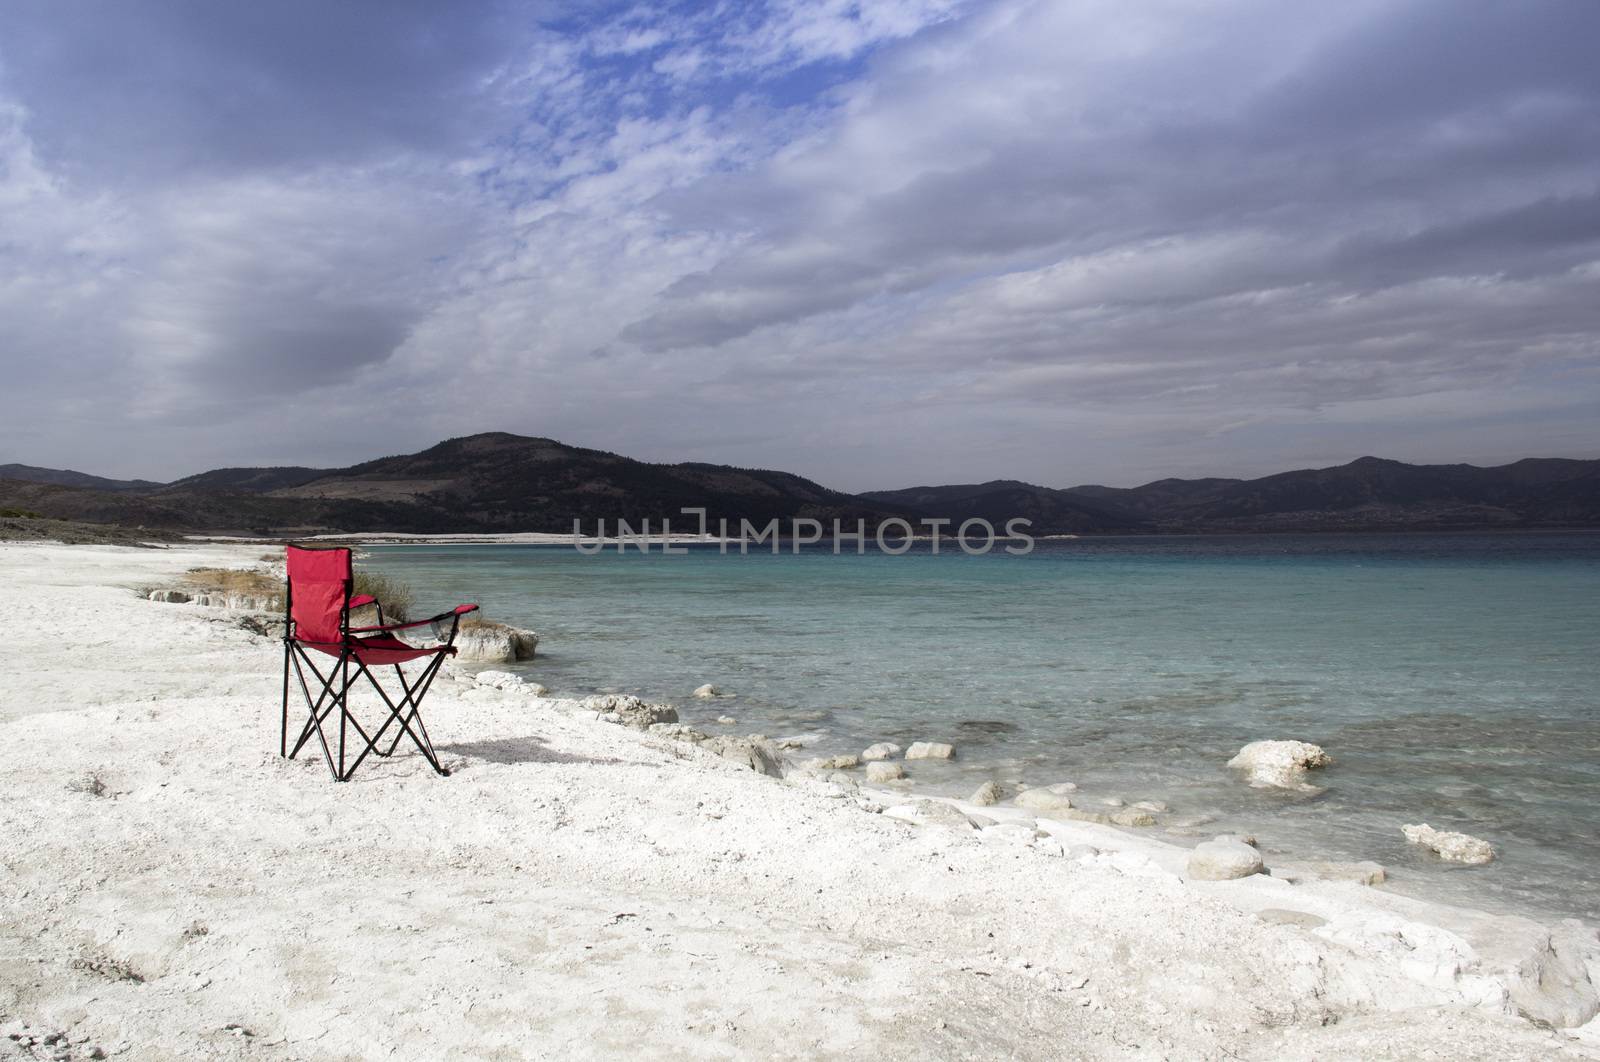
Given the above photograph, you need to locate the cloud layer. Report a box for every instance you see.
[1,0,1597,488]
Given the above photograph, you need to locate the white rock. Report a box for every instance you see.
[1132,800,1168,813]
[912,800,977,830]
[715,715,736,725]
[1187,840,1266,881]
[1402,823,1494,865]
[453,623,539,664]
[649,723,709,743]
[1014,787,1074,811]
[579,694,678,730]
[861,742,902,762]
[1258,908,1327,929]
[970,781,1001,806]
[474,669,524,689]
[905,741,955,760]
[980,823,1039,846]
[1227,740,1332,789]
[693,683,721,698]
[703,736,784,778]
[148,589,191,603]
[865,761,906,783]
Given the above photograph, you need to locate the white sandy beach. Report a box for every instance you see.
[2,541,1599,1061]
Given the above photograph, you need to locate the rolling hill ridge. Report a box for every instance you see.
[2,435,1597,535]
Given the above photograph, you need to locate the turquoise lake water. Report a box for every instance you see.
[369,533,1600,922]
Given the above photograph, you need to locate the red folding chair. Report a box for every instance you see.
[280,545,478,781]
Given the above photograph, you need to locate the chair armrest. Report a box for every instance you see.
[349,594,377,609]
[349,604,478,635]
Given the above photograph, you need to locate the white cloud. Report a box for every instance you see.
[1,0,1597,487]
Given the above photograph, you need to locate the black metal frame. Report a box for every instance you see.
[279,551,470,782]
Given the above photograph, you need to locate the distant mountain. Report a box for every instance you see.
[1062,456,1600,531]
[0,433,906,535]
[1,440,1596,536]
[859,480,1145,533]
[0,463,162,492]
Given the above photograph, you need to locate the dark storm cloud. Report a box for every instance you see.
[0,0,527,180]
[1257,0,1600,139]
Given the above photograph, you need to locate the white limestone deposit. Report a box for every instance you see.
[1228,739,1334,790]
[1,542,1597,1059]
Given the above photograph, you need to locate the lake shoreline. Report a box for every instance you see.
[1,541,1598,1058]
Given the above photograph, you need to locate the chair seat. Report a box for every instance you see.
[298,634,451,665]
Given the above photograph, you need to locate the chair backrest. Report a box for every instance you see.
[286,545,352,645]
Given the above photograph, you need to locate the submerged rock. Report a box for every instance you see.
[1402,823,1494,865]
[1014,787,1074,811]
[861,742,902,762]
[970,781,1001,806]
[1187,839,1266,881]
[799,754,860,772]
[1110,808,1158,828]
[693,683,722,698]
[865,761,906,783]
[1276,860,1388,886]
[1227,740,1332,789]
[1059,808,1113,825]
[905,741,955,760]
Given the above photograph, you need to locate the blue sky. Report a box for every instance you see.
[1,0,1597,489]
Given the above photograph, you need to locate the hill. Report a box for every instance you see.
[1064,456,1600,531]
[163,466,327,493]
[859,480,1145,533]
[0,463,162,492]
[0,433,907,535]
[2,441,1595,536]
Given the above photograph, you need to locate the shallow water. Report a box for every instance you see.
[369,532,1600,922]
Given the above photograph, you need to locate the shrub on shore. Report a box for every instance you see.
[185,567,280,597]
[353,570,414,622]
[184,565,416,622]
